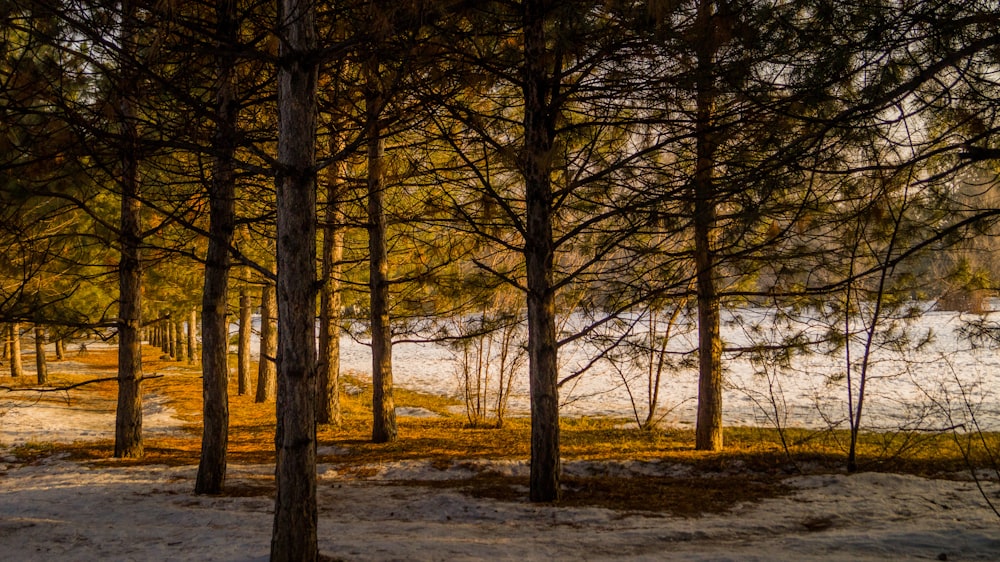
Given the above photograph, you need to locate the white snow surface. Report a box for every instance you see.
[340,307,1000,431]
[1,453,998,561]
[1,310,999,560]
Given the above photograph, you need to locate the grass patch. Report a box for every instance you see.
[9,441,61,464]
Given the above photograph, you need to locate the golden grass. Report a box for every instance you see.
[7,344,999,515]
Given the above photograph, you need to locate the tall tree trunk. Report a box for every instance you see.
[160,318,170,355]
[195,0,239,495]
[317,127,346,426]
[34,326,47,385]
[271,0,319,557]
[522,0,560,502]
[256,278,277,402]
[166,317,176,358]
[693,0,723,452]
[238,288,252,396]
[365,61,396,443]
[9,323,22,378]
[174,321,184,362]
[115,0,143,459]
[188,309,197,364]
[55,338,64,361]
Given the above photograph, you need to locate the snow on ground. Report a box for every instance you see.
[0,350,186,447]
[1,441,998,561]
[339,308,1000,431]
[1,311,999,560]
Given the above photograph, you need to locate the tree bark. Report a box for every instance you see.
[195,0,240,494]
[255,279,277,402]
[188,309,197,364]
[238,288,252,396]
[365,60,396,444]
[34,326,47,385]
[9,324,22,378]
[160,318,170,355]
[174,321,184,362]
[114,0,143,460]
[271,0,319,557]
[522,0,560,503]
[693,0,723,452]
[317,127,346,426]
[166,317,176,358]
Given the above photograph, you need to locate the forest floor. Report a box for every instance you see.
[1,344,999,560]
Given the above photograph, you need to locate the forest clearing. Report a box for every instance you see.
[1,341,999,561]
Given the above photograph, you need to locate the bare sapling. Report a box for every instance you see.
[601,302,692,431]
[447,293,526,428]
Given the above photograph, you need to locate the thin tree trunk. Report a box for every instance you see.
[188,309,197,364]
[34,326,47,385]
[175,321,184,362]
[167,317,176,358]
[10,323,22,378]
[271,0,319,556]
[238,288,252,396]
[523,0,560,503]
[317,127,346,426]
[256,279,277,402]
[195,0,239,495]
[365,61,396,444]
[115,0,143,459]
[55,338,65,361]
[160,318,170,355]
[693,0,723,452]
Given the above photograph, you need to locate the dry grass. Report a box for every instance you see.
[7,343,999,516]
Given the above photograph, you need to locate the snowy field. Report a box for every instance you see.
[340,307,1000,432]
[1,309,1000,560]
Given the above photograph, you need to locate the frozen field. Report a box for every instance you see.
[340,307,1000,431]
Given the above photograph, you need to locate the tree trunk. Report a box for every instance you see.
[693,0,723,452]
[160,318,170,355]
[365,61,396,444]
[271,0,319,557]
[317,127,346,426]
[114,0,143,460]
[9,324,22,378]
[188,309,197,364]
[522,0,560,503]
[255,279,277,402]
[195,0,240,496]
[166,317,176,358]
[55,338,65,361]
[174,321,184,362]
[197,218,233,494]
[34,326,47,385]
[238,288,252,396]
[115,180,144,459]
